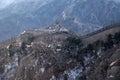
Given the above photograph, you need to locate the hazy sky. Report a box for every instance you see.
[107,0,120,2]
[113,0,120,2]
[0,0,16,9]
[0,0,34,10]
[0,0,120,10]
[0,0,54,10]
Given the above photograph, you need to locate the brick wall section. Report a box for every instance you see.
[82,26,120,46]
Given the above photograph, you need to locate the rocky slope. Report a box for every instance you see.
[87,45,120,80]
[0,24,83,80]
[0,24,120,80]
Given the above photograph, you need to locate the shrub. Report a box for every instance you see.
[65,37,83,48]
[113,32,120,44]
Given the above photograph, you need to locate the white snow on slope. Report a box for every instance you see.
[62,11,67,20]
[67,67,83,80]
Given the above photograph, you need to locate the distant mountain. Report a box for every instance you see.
[0,0,120,41]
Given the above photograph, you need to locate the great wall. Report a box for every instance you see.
[82,25,120,45]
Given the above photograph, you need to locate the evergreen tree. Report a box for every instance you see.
[113,32,120,44]
[106,34,114,48]
[65,37,83,50]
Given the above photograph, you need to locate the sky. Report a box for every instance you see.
[108,0,120,2]
[0,0,34,10]
[113,0,120,2]
[0,0,54,10]
[0,0,120,9]
[0,0,16,10]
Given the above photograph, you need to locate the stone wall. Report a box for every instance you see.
[82,26,120,45]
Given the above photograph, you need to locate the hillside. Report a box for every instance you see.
[86,45,120,80]
[0,24,83,80]
[82,25,120,45]
[0,24,120,80]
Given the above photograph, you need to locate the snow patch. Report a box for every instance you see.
[84,55,91,65]
[59,27,69,32]
[67,67,83,80]
[6,45,10,49]
[4,54,19,73]
[56,49,61,52]
[26,44,32,48]
[35,59,38,66]
[40,68,45,73]
[18,42,22,47]
[48,44,54,48]
[62,11,67,20]
[57,43,62,47]
[4,63,12,73]
[108,75,114,78]
[97,49,102,57]
[67,60,72,64]
[50,75,56,80]
[21,31,26,35]
[109,75,114,78]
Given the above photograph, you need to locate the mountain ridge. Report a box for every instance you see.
[0,24,120,80]
[1,0,120,41]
